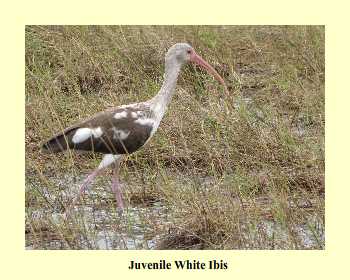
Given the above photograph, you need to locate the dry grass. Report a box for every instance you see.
[25,25,324,249]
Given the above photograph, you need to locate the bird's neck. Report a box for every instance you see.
[150,61,182,112]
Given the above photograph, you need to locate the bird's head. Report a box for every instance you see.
[165,43,193,64]
[165,43,229,95]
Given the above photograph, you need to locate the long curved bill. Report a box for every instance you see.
[190,51,230,96]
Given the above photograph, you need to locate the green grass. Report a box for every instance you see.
[25,25,324,249]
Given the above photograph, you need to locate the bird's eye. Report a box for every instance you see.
[187,49,191,54]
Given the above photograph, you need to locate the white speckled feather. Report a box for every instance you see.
[72,127,103,144]
[72,128,93,144]
[114,111,128,119]
[112,128,130,140]
[98,154,121,169]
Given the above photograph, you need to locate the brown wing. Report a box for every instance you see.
[42,104,154,155]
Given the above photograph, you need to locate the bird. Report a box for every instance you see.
[42,43,229,212]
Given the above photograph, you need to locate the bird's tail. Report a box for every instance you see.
[41,127,78,153]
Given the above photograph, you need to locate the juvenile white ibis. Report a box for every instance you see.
[42,43,229,211]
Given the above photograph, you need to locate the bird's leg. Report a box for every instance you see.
[64,167,105,215]
[76,168,104,202]
[111,160,124,209]
[64,154,121,216]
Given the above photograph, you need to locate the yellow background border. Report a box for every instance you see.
[2,0,348,279]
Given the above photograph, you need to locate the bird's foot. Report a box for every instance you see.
[111,177,125,210]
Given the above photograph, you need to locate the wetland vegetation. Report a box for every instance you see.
[25,25,324,249]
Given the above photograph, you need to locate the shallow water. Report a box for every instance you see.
[25,172,324,250]
[26,203,169,249]
[25,172,171,249]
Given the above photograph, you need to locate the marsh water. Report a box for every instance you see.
[25,171,324,250]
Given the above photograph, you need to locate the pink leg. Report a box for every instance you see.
[64,168,103,215]
[64,154,123,216]
[78,169,101,196]
[111,164,124,209]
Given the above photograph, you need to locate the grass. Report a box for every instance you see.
[25,25,325,249]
